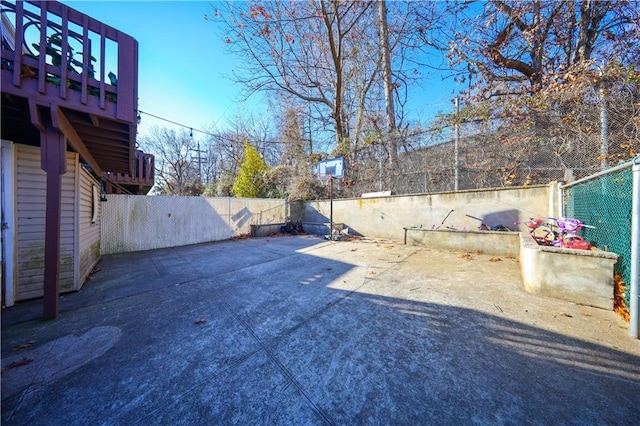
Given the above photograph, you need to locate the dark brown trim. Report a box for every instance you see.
[41,131,66,320]
[52,106,104,175]
[30,101,67,320]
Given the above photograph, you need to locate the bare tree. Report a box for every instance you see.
[437,0,640,97]
[403,0,640,193]
[138,127,202,195]
[213,1,374,147]
[199,107,283,196]
[211,0,436,175]
[278,107,306,167]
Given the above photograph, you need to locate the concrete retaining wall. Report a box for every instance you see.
[519,234,619,309]
[301,184,556,241]
[101,195,287,254]
[404,228,521,257]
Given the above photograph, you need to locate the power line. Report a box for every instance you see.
[137,110,216,138]
[136,109,287,145]
[136,109,459,147]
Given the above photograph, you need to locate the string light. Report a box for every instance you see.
[135,109,447,146]
[136,110,285,144]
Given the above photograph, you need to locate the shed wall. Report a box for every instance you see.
[15,144,77,300]
[77,166,101,288]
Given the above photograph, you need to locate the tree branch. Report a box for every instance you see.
[487,22,536,79]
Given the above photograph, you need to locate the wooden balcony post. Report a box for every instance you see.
[41,131,66,319]
[30,101,67,320]
[37,1,47,94]
[12,1,24,87]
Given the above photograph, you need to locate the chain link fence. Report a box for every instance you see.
[562,162,635,318]
[340,83,639,198]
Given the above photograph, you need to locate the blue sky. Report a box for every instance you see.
[61,0,245,138]
[61,1,459,141]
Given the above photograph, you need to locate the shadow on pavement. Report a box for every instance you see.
[2,236,639,424]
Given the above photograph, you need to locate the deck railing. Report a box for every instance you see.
[0,0,138,123]
[103,151,154,186]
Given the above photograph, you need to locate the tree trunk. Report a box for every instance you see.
[575,0,608,63]
[321,1,347,153]
[530,0,543,91]
[378,0,398,167]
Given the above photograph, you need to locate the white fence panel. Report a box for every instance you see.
[101,195,287,254]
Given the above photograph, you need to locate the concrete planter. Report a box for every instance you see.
[519,234,618,309]
[299,222,331,236]
[250,222,346,238]
[404,228,619,309]
[250,223,287,237]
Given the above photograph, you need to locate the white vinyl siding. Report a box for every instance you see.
[77,166,101,288]
[15,144,77,300]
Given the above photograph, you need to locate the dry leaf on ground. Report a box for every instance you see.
[613,272,629,321]
[1,358,33,374]
[12,340,35,352]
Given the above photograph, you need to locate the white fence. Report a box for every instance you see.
[101,195,288,254]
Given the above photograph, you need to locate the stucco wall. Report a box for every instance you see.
[101,195,288,254]
[301,184,556,241]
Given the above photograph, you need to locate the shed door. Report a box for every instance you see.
[1,140,15,307]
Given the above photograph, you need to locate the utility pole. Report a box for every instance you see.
[454,96,460,191]
[191,140,207,182]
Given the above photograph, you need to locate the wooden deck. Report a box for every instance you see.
[104,151,155,195]
[1,0,152,190]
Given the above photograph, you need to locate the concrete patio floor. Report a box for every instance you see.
[2,235,639,425]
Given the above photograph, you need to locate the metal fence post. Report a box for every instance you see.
[630,157,640,339]
[454,96,460,191]
[600,84,608,170]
